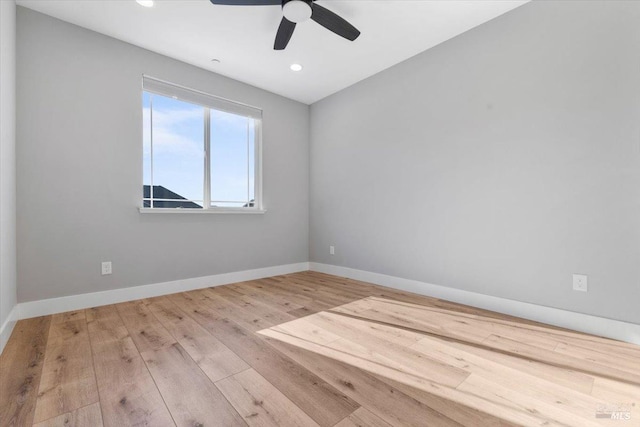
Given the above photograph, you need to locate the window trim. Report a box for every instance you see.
[138,207,266,214]
[140,75,265,214]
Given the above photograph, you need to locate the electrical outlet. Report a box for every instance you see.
[102,261,112,276]
[572,274,587,292]
[329,245,335,255]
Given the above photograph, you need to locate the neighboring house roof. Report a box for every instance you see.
[143,185,202,209]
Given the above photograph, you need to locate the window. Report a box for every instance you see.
[142,76,263,212]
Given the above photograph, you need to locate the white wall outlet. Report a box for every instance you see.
[572,274,587,292]
[101,261,112,276]
[329,245,335,255]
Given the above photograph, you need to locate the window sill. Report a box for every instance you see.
[138,208,266,215]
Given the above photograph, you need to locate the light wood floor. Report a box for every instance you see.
[1,272,638,427]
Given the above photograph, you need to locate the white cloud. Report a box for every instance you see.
[143,107,204,158]
[210,109,251,131]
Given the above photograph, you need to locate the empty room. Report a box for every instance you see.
[1,0,639,426]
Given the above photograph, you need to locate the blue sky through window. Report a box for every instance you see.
[143,92,255,207]
[211,109,255,206]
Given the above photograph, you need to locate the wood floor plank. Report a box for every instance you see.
[260,328,566,426]
[411,337,613,423]
[333,407,392,427]
[330,298,640,386]
[116,300,177,353]
[554,341,640,376]
[551,335,640,362]
[140,343,246,427]
[370,373,515,427]
[284,275,369,301]
[253,278,334,314]
[228,280,305,313]
[33,319,99,424]
[591,377,640,403]
[146,296,250,382]
[117,297,244,426]
[266,276,352,306]
[298,274,422,307]
[265,313,558,426]
[311,310,424,348]
[309,272,569,328]
[262,335,462,427]
[457,373,602,427]
[261,296,640,426]
[299,273,439,306]
[286,306,325,318]
[188,289,274,332]
[279,277,359,307]
[50,310,86,325]
[590,377,640,422]
[4,271,640,427]
[0,317,51,427]
[305,271,518,322]
[32,401,103,427]
[271,317,343,346]
[334,299,494,343]
[443,338,596,394]
[205,287,297,328]
[168,291,359,427]
[365,297,563,351]
[86,305,174,427]
[363,296,639,357]
[483,334,640,385]
[299,313,470,388]
[330,299,377,316]
[215,368,319,426]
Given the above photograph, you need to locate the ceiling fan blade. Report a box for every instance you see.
[209,0,281,5]
[274,17,296,50]
[310,3,360,41]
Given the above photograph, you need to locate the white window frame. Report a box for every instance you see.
[139,75,265,214]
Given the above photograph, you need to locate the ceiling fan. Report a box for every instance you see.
[209,0,361,50]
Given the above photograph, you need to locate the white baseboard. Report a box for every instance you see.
[8,261,640,348]
[0,305,18,355]
[310,262,640,345]
[16,262,310,321]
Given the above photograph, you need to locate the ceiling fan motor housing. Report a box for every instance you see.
[282,0,313,23]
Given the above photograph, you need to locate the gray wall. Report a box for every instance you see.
[17,8,309,302]
[1,0,17,332]
[310,1,640,324]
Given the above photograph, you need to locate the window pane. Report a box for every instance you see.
[142,92,152,207]
[210,110,254,207]
[147,93,204,208]
[248,120,255,203]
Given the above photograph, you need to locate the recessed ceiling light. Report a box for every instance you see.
[290,63,303,72]
[136,0,154,8]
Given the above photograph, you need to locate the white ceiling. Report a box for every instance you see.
[17,0,528,104]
